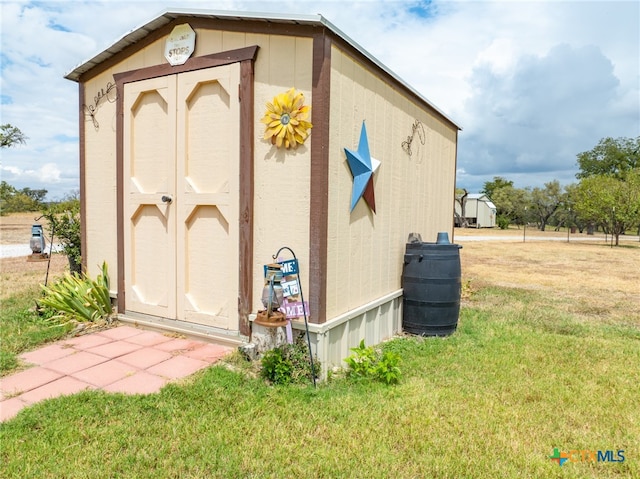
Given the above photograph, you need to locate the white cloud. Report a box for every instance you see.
[1,162,61,183]
[460,41,635,188]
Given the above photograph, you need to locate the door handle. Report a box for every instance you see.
[161,195,173,204]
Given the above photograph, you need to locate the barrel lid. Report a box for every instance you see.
[405,242,461,250]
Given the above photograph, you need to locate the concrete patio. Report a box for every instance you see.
[0,325,233,422]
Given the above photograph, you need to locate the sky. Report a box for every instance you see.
[1,0,639,200]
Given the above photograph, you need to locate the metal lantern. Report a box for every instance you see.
[30,224,47,255]
[261,266,284,315]
[255,263,287,326]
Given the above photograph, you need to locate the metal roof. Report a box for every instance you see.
[64,8,460,129]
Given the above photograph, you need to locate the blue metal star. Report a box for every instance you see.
[345,121,376,212]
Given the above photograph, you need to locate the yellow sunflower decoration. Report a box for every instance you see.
[261,88,312,149]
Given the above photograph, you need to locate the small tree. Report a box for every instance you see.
[573,170,640,245]
[491,185,531,228]
[454,188,470,227]
[530,180,565,231]
[481,177,514,200]
[0,124,27,148]
[41,197,82,273]
[576,136,639,179]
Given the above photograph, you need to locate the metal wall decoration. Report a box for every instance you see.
[261,88,312,149]
[345,121,380,213]
[401,119,426,157]
[83,81,117,130]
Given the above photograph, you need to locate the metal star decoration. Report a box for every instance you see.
[344,121,380,213]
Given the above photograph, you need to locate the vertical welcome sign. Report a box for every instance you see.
[276,258,309,319]
[270,247,316,387]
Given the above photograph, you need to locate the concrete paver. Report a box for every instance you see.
[44,351,110,375]
[154,338,206,353]
[184,343,232,362]
[1,367,63,396]
[19,376,95,404]
[62,333,113,349]
[19,343,76,365]
[118,348,173,369]
[0,325,233,423]
[125,331,174,347]
[147,355,210,380]
[70,360,136,388]
[103,371,169,395]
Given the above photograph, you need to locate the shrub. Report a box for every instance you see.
[260,335,318,385]
[41,198,81,274]
[39,262,113,326]
[344,339,401,385]
[496,215,511,230]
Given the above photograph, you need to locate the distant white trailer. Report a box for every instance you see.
[455,193,496,228]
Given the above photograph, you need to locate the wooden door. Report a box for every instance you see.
[176,65,240,329]
[123,64,240,330]
[123,76,177,319]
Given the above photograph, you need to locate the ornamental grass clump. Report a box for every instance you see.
[39,262,113,326]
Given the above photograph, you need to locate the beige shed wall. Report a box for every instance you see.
[326,46,457,320]
[248,34,313,316]
[82,72,118,285]
[80,27,313,310]
[194,29,314,315]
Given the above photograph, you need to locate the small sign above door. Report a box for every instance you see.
[164,24,196,66]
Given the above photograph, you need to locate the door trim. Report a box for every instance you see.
[115,46,258,335]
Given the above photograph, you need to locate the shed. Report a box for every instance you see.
[65,9,461,372]
[455,193,496,228]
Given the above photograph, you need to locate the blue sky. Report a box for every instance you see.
[1,0,639,200]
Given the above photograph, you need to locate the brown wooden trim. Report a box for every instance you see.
[78,83,87,274]
[238,58,255,336]
[308,32,332,324]
[113,46,258,84]
[451,129,460,241]
[114,46,258,328]
[115,80,125,313]
[181,17,322,39]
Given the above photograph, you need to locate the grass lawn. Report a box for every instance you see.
[1,232,638,478]
[0,286,72,373]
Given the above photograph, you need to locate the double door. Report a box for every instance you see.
[123,64,240,330]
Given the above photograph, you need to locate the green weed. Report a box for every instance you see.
[345,339,402,385]
[260,335,318,385]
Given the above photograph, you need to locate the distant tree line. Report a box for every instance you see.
[0,182,50,214]
[456,136,640,246]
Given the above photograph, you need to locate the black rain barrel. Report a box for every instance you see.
[402,233,462,336]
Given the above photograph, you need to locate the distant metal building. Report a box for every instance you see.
[455,194,496,228]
